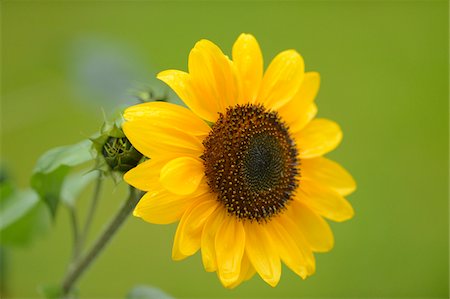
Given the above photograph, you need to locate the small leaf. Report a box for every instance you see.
[31,140,94,218]
[0,189,38,230]
[31,166,70,218]
[0,189,50,247]
[61,170,99,208]
[33,140,93,174]
[126,286,175,299]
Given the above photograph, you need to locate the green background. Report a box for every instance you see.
[1,0,448,298]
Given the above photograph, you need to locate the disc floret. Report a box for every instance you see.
[202,104,299,222]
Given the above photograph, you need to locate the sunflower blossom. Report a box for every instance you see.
[123,34,356,288]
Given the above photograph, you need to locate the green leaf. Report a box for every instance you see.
[0,189,38,230]
[38,284,77,299]
[0,189,50,247]
[31,140,93,218]
[31,166,70,219]
[61,170,98,208]
[0,166,14,202]
[0,180,14,203]
[126,286,175,299]
[33,140,93,174]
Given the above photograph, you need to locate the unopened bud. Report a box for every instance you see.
[91,121,143,175]
[102,136,142,172]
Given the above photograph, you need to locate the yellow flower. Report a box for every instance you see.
[123,34,356,288]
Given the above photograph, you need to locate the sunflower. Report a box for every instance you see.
[123,34,356,288]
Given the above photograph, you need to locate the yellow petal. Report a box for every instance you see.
[232,33,263,103]
[276,215,316,276]
[295,103,318,133]
[201,207,226,272]
[124,156,176,192]
[172,196,218,260]
[277,72,320,132]
[295,118,342,159]
[215,216,246,287]
[288,201,334,252]
[244,222,281,287]
[267,216,314,279]
[189,39,241,113]
[225,253,256,289]
[295,71,320,105]
[157,70,218,122]
[159,157,204,195]
[133,188,197,224]
[302,157,356,196]
[123,101,210,138]
[296,180,354,222]
[257,50,304,111]
[123,120,204,158]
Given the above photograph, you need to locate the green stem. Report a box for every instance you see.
[68,208,80,260]
[61,187,142,297]
[78,171,103,252]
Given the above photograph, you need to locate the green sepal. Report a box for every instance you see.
[91,120,125,155]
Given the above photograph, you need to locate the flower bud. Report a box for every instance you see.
[102,136,142,172]
[91,121,143,175]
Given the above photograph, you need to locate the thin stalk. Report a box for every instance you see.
[61,187,142,297]
[68,208,80,260]
[78,171,103,251]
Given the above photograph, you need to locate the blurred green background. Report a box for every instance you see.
[1,0,448,298]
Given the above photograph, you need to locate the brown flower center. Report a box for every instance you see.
[201,104,299,222]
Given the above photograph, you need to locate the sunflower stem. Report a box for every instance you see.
[61,186,142,297]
